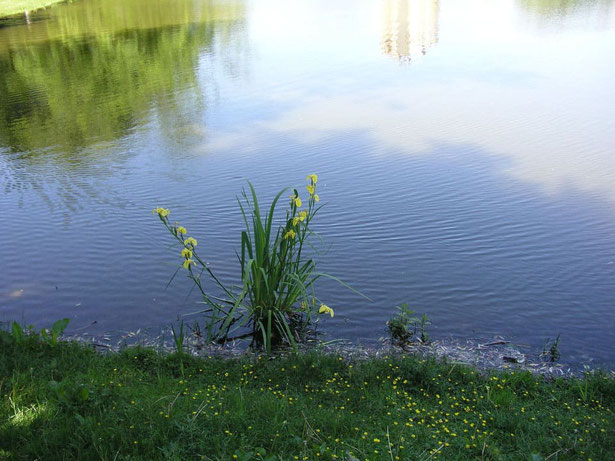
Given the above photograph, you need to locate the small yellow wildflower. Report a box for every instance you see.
[306,174,318,183]
[153,207,170,218]
[181,248,193,259]
[318,304,334,317]
[183,259,196,269]
[184,237,198,247]
[284,229,296,240]
[306,184,315,195]
[176,226,187,235]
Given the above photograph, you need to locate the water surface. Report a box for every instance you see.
[1,0,615,366]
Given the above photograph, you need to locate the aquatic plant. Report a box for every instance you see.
[154,175,344,353]
[170,320,185,355]
[541,334,561,363]
[387,304,430,345]
[419,313,431,343]
[387,303,419,345]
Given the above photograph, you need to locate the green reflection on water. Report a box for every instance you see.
[519,0,614,16]
[0,0,245,152]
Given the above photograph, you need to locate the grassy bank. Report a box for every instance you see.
[1,337,614,460]
[0,0,64,17]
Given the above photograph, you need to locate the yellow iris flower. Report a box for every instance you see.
[306,184,315,195]
[299,211,307,222]
[153,207,170,218]
[184,237,198,247]
[318,304,334,317]
[176,226,187,235]
[306,174,318,184]
[183,259,196,269]
[284,229,296,240]
[181,248,192,259]
[292,217,300,226]
[314,194,319,202]
[290,194,302,207]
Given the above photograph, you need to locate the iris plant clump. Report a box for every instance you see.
[154,175,339,353]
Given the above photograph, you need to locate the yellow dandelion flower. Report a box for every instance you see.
[318,304,334,317]
[177,226,187,235]
[306,174,318,183]
[284,229,296,240]
[181,248,192,259]
[184,237,198,247]
[183,259,196,269]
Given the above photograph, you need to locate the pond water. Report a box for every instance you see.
[1,0,614,366]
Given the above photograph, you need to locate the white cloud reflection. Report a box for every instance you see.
[204,0,615,202]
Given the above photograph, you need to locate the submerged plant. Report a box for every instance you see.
[154,175,348,353]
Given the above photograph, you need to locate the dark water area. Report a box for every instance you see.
[1,0,615,367]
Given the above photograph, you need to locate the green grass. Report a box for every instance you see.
[1,336,614,460]
[0,0,64,17]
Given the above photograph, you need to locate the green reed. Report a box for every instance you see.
[154,175,337,353]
